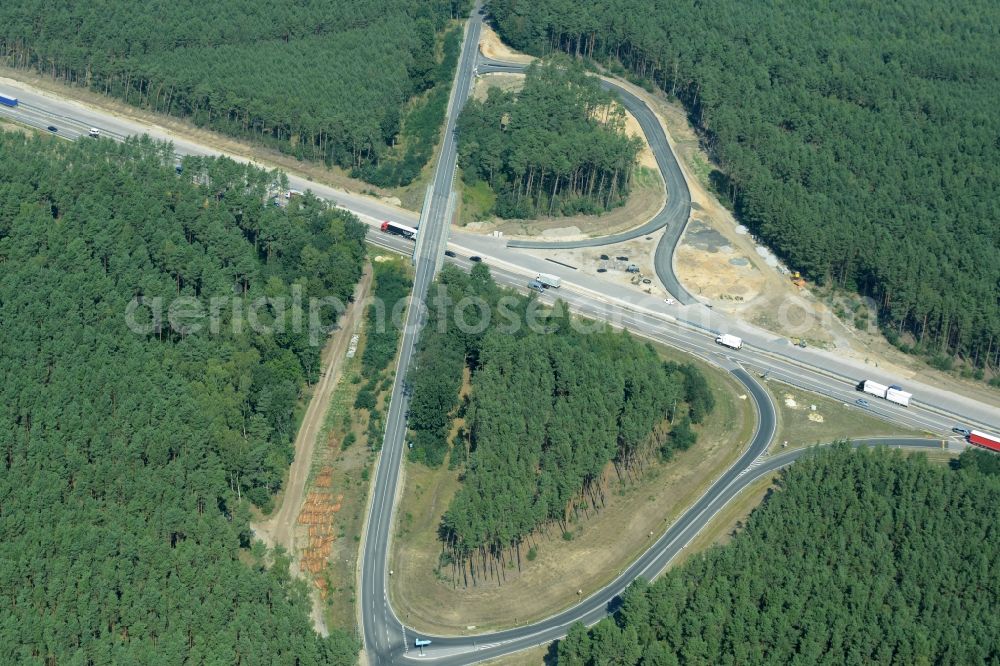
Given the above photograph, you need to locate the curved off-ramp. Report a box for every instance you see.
[476,57,696,305]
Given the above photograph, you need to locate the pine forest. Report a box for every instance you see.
[0,132,364,663]
[488,0,1000,371]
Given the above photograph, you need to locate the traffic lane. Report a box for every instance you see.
[405,366,776,654]
[21,56,985,432]
[476,58,695,304]
[367,232,977,439]
[13,67,996,429]
[497,76,686,248]
[406,436,941,665]
[0,104,87,140]
[440,231,1000,428]
[365,232,972,439]
[0,78,418,230]
[364,237,957,666]
[362,260,431,659]
[746,362,950,436]
[476,64,690,245]
[574,301,956,436]
[363,5,486,662]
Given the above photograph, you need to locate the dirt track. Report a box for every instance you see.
[252,265,372,632]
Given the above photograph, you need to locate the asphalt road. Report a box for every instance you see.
[365,234,961,666]
[4,17,999,664]
[476,57,696,304]
[370,231,973,441]
[3,65,997,429]
[403,439,939,665]
[358,5,486,664]
[395,366,776,664]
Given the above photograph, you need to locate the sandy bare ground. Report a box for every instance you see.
[252,266,373,633]
[648,94,998,404]
[527,64,997,405]
[479,24,535,64]
[471,72,523,102]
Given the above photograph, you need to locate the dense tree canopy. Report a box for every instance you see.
[354,260,412,451]
[458,58,642,218]
[406,265,711,584]
[0,132,364,662]
[558,445,1000,664]
[489,0,1000,370]
[0,0,469,184]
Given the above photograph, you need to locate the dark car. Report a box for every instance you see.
[855,398,870,408]
[469,255,482,263]
[46,125,58,132]
[444,250,456,258]
[952,426,971,437]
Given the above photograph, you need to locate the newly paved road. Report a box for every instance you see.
[3,57,997,430]
[4,20,999,665]
[358,5,485,664]
[364,232,960,666]
[476,57,696,304]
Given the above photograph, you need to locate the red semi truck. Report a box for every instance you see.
[968,430,1000,453]
[380,220,417,240]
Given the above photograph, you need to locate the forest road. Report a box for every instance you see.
[253,266,372,555]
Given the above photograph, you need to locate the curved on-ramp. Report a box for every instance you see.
[379,363,938,665]
[476,57,696,305]
[361,23,946,666]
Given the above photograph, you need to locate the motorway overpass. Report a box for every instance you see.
[2,7,998,663]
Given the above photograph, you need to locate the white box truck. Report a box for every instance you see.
[715,334,743,350]
[857,380,912,407]
[535,273,562,288]
[884,387,912,407]
[859,380,888,398]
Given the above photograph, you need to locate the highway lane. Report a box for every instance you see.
[441,229,1000,430]
[476,58,696,305]
[0,81,420,230]
[369,232,968,441]
[364,231,962,665]
[4,52,997,429]
[358,4,486,664]
[5,26,998,664]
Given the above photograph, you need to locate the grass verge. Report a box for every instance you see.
[669,472,778,571]
[481,644,553,666]
[765,379,927,453]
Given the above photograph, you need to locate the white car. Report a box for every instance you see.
[664,298,677,305]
